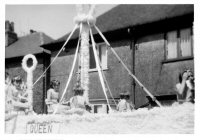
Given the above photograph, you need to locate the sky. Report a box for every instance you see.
[5,4,117,39]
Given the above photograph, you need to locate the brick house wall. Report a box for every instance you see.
[49,28,194,109]
[44,8,194,109]
[50,39,133,104]
[135,33,194,108]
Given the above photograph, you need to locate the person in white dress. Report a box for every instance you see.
[45,80,60,114]
[6,75,30,114]
[5,72,13,113]
[45,80,70,114]
[117,92,131,112]
[70,83,91,111]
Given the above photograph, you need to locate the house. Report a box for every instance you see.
[41,4,194,109]
[5,21,54,114]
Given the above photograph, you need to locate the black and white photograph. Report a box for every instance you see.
[3,0,199,137]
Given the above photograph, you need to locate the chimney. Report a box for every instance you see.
[5,20,10,32]
[10,22,14,32]
[30,29,36,34]
[5,20,18,47]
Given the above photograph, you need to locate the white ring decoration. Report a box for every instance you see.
[22,54,38,72]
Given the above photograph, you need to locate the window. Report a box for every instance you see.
[165,27,193,60]
[180,28,192,57]
[89,43,108,70]
[166,31,178,59]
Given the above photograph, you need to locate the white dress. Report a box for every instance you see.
[46,89,59,113]
[5,84,30,112]
[117,99,131,112]
[45,89,70,114]
[70,95,86,109]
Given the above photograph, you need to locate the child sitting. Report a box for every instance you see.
[5,72,13,113]
[45,80,60,114]
[12,76,29,103]
[124,91,135,110]
[70,83,91,111]
[117,92,132,112]
[9,76,30,114]
[45,80,71,114]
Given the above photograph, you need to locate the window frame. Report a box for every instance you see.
[89,42,108,72]
[163,27,193,63]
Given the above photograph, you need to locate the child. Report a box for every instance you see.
[5,72,11,93]
[9,76,30,114]
[12,76,29,103]
[176,70,195,104]
[117,92,132,112]
[45,80,60,114]
[46,80,72,114]
[70,83,91,111]
[5,72,13,113]
[124,91,135,110]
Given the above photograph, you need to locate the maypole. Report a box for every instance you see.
[74,4,96,104]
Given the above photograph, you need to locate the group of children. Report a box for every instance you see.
[45,80,91,114]
[5,69,195,115]
[5,72,30,114]
[46,79,135,114]
[5,72,135,115]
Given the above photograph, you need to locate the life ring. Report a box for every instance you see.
[22,54,38,72]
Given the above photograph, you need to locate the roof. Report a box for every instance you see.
[5,32,54,59]
[42,4,193,49]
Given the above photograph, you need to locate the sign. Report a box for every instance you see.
[26,121,60,134]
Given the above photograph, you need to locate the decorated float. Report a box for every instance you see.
[5,5,194,134]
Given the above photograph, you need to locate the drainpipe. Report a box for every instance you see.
[42,51,51,114]
[128,27,136,106]
[42,53,46,114]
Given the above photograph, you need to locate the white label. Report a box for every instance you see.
[26,122,60,134]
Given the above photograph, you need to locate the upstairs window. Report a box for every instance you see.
[166,31,178,59]
[165,27,193,60]
[180,28,192,57]
[89,43,108,70]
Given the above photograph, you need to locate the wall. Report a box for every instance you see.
[50,49,78,101]
[50,39,133,104]
[135,33,194,108]
[50,32,194,109]
[6,56,46,114]
[89,40,133,101]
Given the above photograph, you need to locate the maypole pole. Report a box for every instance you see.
[74,4,96,104]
